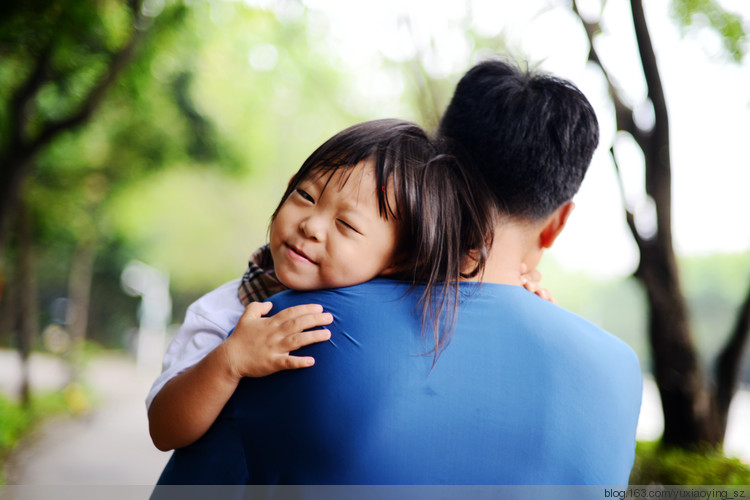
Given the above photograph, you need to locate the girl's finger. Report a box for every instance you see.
[271,303,324,321]
[536,288,556,303]
[524,268,542,282]
[277,355,316,370]
[282,312,333,334]
[242,301,273,318]
[284,329,331,351]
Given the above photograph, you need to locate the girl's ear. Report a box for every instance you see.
[380,253,408,277]
[380,262,403,277]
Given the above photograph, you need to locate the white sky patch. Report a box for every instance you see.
[249,43,279,72]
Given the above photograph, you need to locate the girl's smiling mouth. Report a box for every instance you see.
[286,244,318,265]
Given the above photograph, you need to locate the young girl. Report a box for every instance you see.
[147,119,540,451]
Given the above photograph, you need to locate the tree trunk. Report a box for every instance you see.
[629,0,732,449]
[635,239,716,446]
[0,252,14,340]
[0,254,22,397]
[6,201,40,407]
[0,148,39,252]
[572,0,748,449]
[65,241,96,382]
[711,281,750,443]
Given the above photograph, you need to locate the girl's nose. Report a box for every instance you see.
[299,216,324,241]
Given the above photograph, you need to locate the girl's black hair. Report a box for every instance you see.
[271,118,495,359]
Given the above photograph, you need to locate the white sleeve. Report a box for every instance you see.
[145,279,246,409]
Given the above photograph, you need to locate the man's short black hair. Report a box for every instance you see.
[438,58,600,221]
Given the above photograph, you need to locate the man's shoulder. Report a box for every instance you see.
[467,283,640,368]
[535,293,641,381]
[269,279,412,307]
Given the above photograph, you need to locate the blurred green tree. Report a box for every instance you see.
[0,0,374,400]
[0,0,163,399]
[0,0,253,390]
[1,0,151,242]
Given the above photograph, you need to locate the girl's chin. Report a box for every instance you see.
[274,270,318,291]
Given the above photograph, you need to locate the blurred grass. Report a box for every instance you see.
[631,440,750,485]
[0,386,93,485]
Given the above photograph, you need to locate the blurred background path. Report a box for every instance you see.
[2,350,171,485]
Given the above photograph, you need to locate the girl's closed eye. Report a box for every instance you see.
[337,219,362,234]
[296,188,314,203]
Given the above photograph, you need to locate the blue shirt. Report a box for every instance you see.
[157,279,641,485]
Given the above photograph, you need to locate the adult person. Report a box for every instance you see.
[155,58,642,486]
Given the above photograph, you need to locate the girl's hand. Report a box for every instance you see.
[520,263,557,305]
[220,302,333,380]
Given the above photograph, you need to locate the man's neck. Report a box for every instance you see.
[466,218,543,286]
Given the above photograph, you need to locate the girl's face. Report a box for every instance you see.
[269,159,400,291]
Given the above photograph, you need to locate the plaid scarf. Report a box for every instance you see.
[237,244,287,306]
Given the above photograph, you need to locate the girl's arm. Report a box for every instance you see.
[148,302,332,451]
[146,281,244,411]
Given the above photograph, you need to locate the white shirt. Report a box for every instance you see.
[145,279,245,409]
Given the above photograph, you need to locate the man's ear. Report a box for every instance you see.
[539,201,575,249]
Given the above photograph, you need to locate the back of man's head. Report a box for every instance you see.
[438,59,599,221]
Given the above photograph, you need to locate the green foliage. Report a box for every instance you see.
[96,1,379,293]
[630,440,750,485]
[681,252,750,365]
[0,395,31,453]
[1,0,387,349]
[0,0,142,141]
[670,0,748,62]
